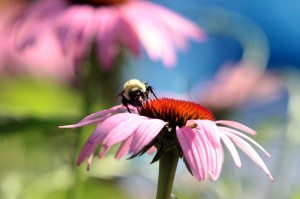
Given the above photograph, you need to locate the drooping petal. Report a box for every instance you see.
[129,119,166,154]
[115,136,133,160]
[121,2,182,66]
[215,120,257,136]
[132,1,205,46]
[192,121,223,181]
[192,120,221,147]
[123,10,176,66]
[146,146,157,154]
[219,126,271,157]
[101,116,149,147]
[224,131,273,180]
[86,153,94,171]
[209,143,223,181]
[95,7,119,69]
[12,0,65,50]
[94,113,141,140]
[118,15,141,56]
[76,113,140,165]
[76,124,106,165]
[218,131,241,167]
[98,145,110,159]
[191,127,209,180]
[177,126,208,181]
[56,5,96,66]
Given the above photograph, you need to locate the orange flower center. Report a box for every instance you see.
[138,98,215,128]
[71,0,127,6]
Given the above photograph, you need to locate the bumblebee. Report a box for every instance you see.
[118,79,157,112]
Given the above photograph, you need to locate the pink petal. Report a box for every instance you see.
[86,153,93,171]
[94,113,144,158]
[218,131,241,167]
[215,120,257,136]
[219,126,271,157]
[76,124,105,165]
[121,4,177,66]
[98,112,138,129]
[98,145,110,159]
[59,117,108,129]
[95,7,119,69]
[137,1,206,40]
[76,113,139,164]
[79,104,129,122]
[130,119,166,154]
[192,120,221,147]
[59,6,96,62]
[59,104,129,128]
[102,116,148,147]
[193,123,223,181]
[126,14,176,66]
[214,144,223,181]
[176,126,207,181]
[115,136,133,160]
[224,132,273,180]
[54,8,79,51]
[147,146,157,154]
[192,128,210,180]
[11,0,64,50]
[118,15,140,56]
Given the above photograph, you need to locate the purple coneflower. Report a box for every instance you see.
[197,62,285,113]
[11,0,204,69]
[0,2,75,81]
[60,98,273,182]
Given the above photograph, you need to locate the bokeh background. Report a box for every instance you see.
[0,0,299,199]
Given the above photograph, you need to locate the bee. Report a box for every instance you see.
[118,79,157,113]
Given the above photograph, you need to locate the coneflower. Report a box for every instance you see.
[60,98,272,199]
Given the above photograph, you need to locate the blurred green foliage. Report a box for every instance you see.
[0,76,131,199]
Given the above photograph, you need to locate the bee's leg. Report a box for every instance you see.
[122,98,131,113]
[147,86,158,99]
[142,91,148,101]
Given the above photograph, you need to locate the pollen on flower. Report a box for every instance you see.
[138,98,215,128]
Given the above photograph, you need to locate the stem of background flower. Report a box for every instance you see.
[156,150,179,199]
[67,50,98,199]
[84,44,123,109]
[67,45,124,198]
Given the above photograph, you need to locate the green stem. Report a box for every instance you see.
[156,150,179,199]
[67,44,123,199]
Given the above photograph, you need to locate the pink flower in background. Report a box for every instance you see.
[9,0,205,70]
[60,98,273,181]
[196,62,285,112]
[0,3,75,82]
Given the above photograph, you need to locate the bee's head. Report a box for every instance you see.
[123,79,146,100]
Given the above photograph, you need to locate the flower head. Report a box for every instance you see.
[9,0,205,69]
[197,62,286,113]
[0,2,75,81]
[60,98,273,181]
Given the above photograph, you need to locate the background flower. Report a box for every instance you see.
[0,2,75,82]
[194,61,287,115]
[7,0,205,70]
